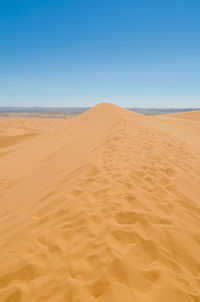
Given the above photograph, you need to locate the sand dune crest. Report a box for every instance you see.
[0,103,200,301]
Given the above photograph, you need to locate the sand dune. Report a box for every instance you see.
[164,110,200,121]
[0,103,200,302]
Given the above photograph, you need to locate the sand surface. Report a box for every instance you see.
[0,103,200,302]
[164,110,200,121]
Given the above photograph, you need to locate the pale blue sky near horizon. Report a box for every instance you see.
[0,0,200,108]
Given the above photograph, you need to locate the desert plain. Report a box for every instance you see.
[0,103,200,302]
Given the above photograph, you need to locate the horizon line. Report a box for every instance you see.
[0,106,200,110]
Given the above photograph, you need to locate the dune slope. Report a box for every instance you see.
[0,103,200,302]
[164,110,200,121]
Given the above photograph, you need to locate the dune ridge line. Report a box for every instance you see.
[0,103,200,301]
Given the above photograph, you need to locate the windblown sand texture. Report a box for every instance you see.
[0,104,200,302]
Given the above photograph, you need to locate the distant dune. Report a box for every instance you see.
[164,110,200,121]
[0,103,200,302]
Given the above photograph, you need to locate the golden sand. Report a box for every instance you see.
[164,110,200,121]
[0,103,200,302]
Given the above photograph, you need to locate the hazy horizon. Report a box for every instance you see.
[0,103,200,109]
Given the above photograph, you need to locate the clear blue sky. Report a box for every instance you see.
[0,0,200,107]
